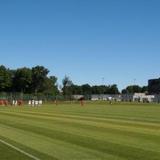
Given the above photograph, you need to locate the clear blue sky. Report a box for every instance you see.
[0,0,160,90]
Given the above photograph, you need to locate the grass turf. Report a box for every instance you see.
[0,102,160,160]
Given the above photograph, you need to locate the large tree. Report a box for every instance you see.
[31,66,49,94]
[13,67,32,93]
[42,76,59,95]
[71,85,83,95]
[62,76,73,98]
[108,84,119,94]
[81,84,92,95]
[122,85,146,94]
[0,65,12,92]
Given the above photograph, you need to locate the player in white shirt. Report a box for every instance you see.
[31,100,35,107]
[28,100,31,106]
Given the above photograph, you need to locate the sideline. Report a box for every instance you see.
[0,139,40,160]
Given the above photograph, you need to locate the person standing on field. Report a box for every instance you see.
[31,100,35,107]
[28,100,31,106]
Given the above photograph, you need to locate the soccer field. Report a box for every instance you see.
[0,103,160,160]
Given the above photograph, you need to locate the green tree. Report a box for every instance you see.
[31,66,49,94]
[42,76,59,95]
[0,65,12,92]
[81,84,91,95]
[71,85,83,95]
[13,67,32,93]
[62,76,73,98]
[141,86,148,93]
[108,84,119,94]
[122,85,143,94]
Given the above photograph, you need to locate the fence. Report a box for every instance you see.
[0,92,91,102]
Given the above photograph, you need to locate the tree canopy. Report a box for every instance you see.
[61,82,120,96]
[0,65,58,95]
[0,65,12,92]
[122,85,148,94]
[3,65,151,97]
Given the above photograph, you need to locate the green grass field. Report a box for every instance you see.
[0,102,160,160]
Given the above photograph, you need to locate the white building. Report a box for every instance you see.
[153,94,160,103]
[91,94,121,101]
[122,93,155,103]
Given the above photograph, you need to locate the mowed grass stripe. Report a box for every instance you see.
[0,125,123,160]
[0,104,160,160]
[0,114,160,160]
[39,104,160,122]
[0,111,160,138]
[6,110,160,129]
[0,140,32,160]
[0,115,160,154]
[0,120,160,160]
[0,111,160,149]
[1,104,160,124]
[1,116,160,155]
[0,139,40,160]
[0,135,57,160]
[5,105,160,124]
[1,111,160,149]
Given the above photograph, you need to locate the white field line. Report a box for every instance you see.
[0,139,40,160]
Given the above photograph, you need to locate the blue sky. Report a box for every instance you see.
[0,0,160,90]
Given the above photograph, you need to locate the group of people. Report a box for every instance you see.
[0,100,23,106]
[28,100,43,107]
[12,100,23,106]
[0,99,43,107]
[0,100,9,106]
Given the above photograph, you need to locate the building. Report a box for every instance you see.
[153,94,160,103]
[148,78,160,94]
[121,94,135,102]
[122,93,155,103]
[91,94,121,101]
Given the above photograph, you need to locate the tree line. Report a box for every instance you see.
[122,85,148,94]
[62,76,148,96]
[0,65,59,95]
[62,76,119,97]
[0,65,148,96]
